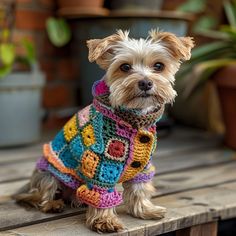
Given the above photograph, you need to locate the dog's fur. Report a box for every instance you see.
[13,30,194,233]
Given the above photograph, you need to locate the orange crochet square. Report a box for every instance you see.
[81,150,100,179]
[77,185,100,207]
[63,115,78,142]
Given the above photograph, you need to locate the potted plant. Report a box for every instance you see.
[57,0,108,17]
[0,1,45,147]
[175,0,236,149]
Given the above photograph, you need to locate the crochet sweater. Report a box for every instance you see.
[37,79,164,209]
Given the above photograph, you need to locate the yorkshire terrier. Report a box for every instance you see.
[13,30,194,233]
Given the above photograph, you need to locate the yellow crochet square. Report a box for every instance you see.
[81,124,96,147]
[119,130,154,183]
[81,150,99,179]
[63,115,78,142]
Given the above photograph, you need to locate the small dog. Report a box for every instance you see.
[14,30,194,233]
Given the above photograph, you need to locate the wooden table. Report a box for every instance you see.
[0,127,236,236]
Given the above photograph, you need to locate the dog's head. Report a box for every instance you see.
[87,30,194,110]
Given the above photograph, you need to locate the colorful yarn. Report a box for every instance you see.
[78,105,91,127]
[37,157,81,189]
[129,163,156,183]
[81,124,96,147]
[81,150,100,179]
[37,79,164,209]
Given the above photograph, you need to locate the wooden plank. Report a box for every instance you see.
[176,222,218,236]
[155,161,236,196]
[0,144,41,165]
[1,160,236,198]
[0,161,35,184]
[3,181,236,236]
[0,131,55,165]
[157,127,221,157]
[1,147,234,184]
[0,126,225,184]
[0,127,221,165]
[0,180,28,196]
[156,148,235,175]
[1,160,236,232]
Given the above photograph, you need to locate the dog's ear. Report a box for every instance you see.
[87,30,129,69]
[149,30,194,61]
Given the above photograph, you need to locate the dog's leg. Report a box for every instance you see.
[123,181,166,219]
[13,169,65,213]
[86,206,124,233]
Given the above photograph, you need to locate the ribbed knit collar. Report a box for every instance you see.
[92,78,164,129]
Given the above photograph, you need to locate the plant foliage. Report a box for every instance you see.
[177,0,236,97]
[0,2,36,79]
[46,17,71,47]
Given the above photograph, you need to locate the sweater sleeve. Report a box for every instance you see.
[76,184,122,208]
[125,160,156,184]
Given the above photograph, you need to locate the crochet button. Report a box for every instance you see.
[139,135,150,143]
[131,161,141,168]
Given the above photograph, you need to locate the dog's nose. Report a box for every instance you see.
[138,80,153,91]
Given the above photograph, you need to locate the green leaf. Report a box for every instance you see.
[46,17,71,47]
[0,43,15,65]
[223,0,236,27]
[178,45,234,79]
[196,29,231,40]
[0,65,12,79]
[177,0,206,13]
[191,41,230,60]
[21,38,36,64]
[184,59,236,97]
[1,29,10,41]
[193,16,218,33]
[220,25,236,39]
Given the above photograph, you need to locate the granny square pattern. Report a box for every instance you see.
[81,150,100,179]
[98,161,123,184]
[104,138,128,161]
[64,115,78,142]
[81,124,96,147]
[78,105,91,127]
[37,79,164,209]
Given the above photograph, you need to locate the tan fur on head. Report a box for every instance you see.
[149,29,195,61]
[87,29,194,110]
[87,30,129,69]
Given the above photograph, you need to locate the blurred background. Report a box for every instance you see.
[0,0,236,150]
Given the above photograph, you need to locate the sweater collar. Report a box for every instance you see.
[92,78,164,129]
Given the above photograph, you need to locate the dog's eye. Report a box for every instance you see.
[153,62,165,72]
[120,63,131,72]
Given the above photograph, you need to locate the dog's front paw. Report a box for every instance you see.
[89,216,124,233]
[40,199,65,213]
[128,201,166,220]
[86,207,124,233]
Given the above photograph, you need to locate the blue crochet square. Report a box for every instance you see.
[98,161,123,184]
[59,147,78,169]
[69,135,84,160]
[51,130,66,153]
[90,113,104,154]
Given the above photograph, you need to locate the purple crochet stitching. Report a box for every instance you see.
[129,171,155,183]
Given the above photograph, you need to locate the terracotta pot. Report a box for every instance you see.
[58,0,104,9]
[213,65,236,149]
